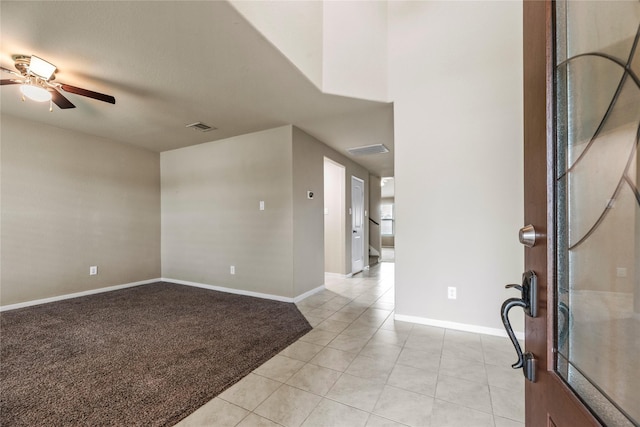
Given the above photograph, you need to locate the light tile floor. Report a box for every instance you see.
[176,263,525,427]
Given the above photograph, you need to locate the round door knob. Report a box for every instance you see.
[519,224,537,247]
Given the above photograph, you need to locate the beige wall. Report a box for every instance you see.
[162,125,369,297]
[161,126,296,298]
[231,0,387,102]
[292,128,326,295]
[292,127,370,276]
[1,115,161,305]
[229,0,323,89]
[324,159,345,274]
[293,127,369,275]
[2,120,369,305]
[322,0,388,101]
[389,1,525,333]
[225,0,525,335]
[2,120,370,305]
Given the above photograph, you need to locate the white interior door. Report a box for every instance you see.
[351,176,364,274]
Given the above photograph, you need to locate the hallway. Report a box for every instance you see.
[177,263,524,426]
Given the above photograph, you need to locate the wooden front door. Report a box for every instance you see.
[520,1,639,425]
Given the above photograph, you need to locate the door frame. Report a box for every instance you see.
[523,1,601,424]
[351,175,365,275]
[323,157,346,275]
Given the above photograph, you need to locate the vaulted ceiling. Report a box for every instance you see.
[0,1,394,177]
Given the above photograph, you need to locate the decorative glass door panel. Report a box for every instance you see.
[555,1,640,425]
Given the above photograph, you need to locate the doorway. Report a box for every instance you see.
[380,177,395,263]
[323,158,345,275]
[351,176,365,274]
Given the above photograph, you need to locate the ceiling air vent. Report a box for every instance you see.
[346,144,389,156]
[186,122,216,132]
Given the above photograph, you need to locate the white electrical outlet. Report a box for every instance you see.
[230,265,235,275]
[89,266,98,276]
[617,267,627,278]
[447,286,457,300]
[259,201,265,211]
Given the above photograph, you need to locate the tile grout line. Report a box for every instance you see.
[226,265,523,427]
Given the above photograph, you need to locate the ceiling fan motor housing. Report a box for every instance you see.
[11,55,56,80]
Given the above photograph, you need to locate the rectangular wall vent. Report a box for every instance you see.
[186,122,216,132]
[346,144,389,156]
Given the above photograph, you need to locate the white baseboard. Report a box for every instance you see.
[293,285,325,303]
[394,314,525,340]
[1,277,321,311]
[162,278,301,303]
[0,278,161,312]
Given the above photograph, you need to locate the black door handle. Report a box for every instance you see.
[501,296,527,369]
[500,271,538,382]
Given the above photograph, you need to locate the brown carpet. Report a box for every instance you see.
[0,282,312,426]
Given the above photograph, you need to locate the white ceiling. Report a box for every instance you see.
[0,1,394,177]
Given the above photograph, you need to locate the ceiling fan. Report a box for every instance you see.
[1,54,115,111]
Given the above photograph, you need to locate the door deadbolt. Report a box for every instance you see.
[519,224,537,247]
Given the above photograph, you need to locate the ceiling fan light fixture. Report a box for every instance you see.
[28,55,56,80]
[20,83,52,102]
